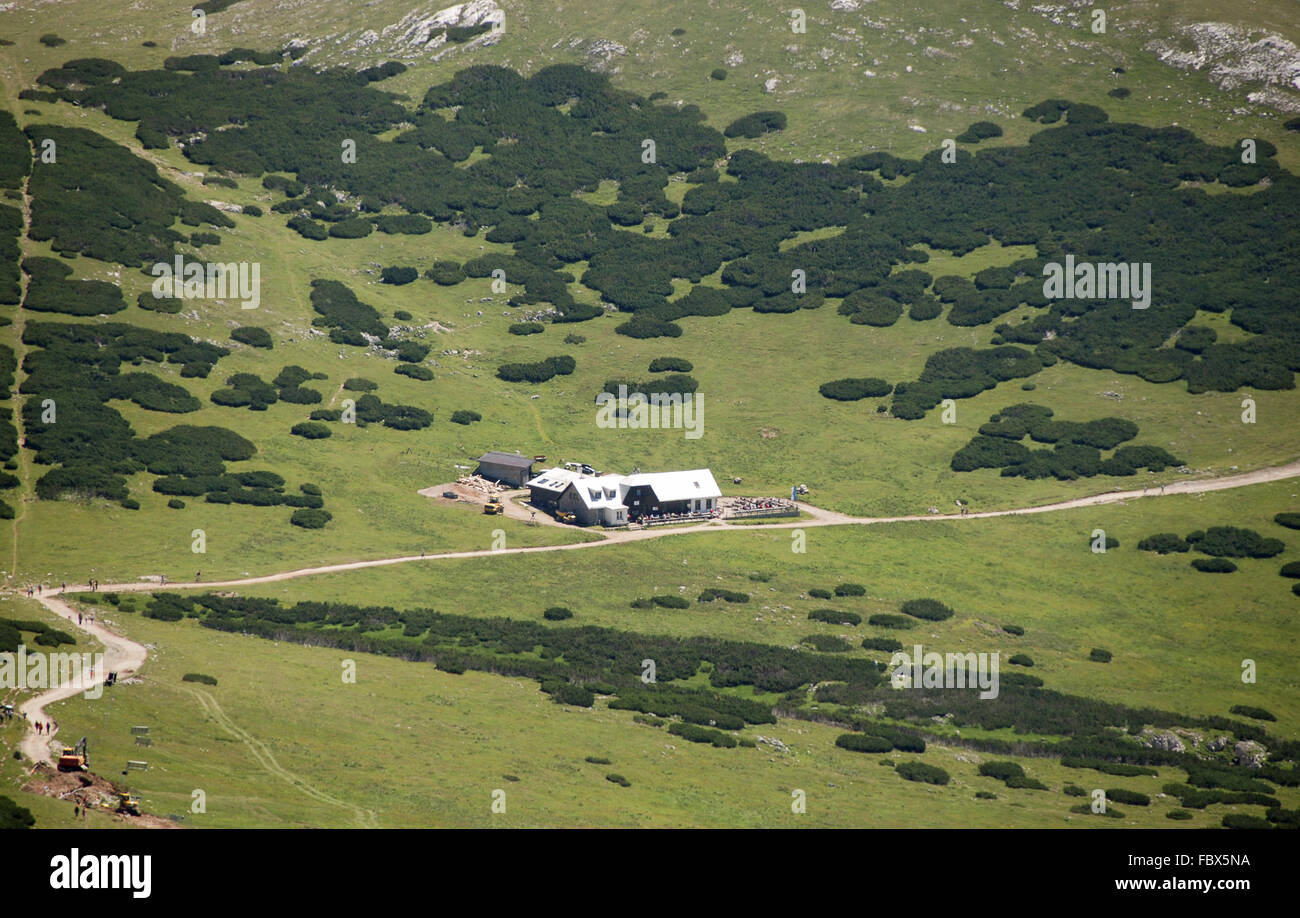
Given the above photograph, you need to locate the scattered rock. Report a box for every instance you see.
[1144,730,1185,753]
[1234,740,1267,769]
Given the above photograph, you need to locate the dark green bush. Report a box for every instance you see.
[380,266,418,285]
[1009,653,1034,667]
[836,734,893,754]
[329,218,374,239]
[543,606,574,621]
[425,261,466,285]
[1192,557,1237,573]
[649,357,693,373]
[289,508,332,529]
[955,120,1004,143]
[1103,788,1149,806]
[375,215,431,235]
[819,378,893,401]
[508,322,544,335]
[896,762,950,785]
[1190,526,1284,559]
[1137,533,1190,554]
[834,583,866,597]
[231,326,273,349]
[290,422,332,439]
[0,795,35,829]
[861,637,902,653]
[549,682,594,707]
[668,722,737,748]
[605,773,631,787]
[1089,648,1112,663]
[449,410,482,425]
[182,672,218,685]
[394,365,434,381]
[978,761,1025,781]
[1003,624,1025,636]
[497,355,576,383]
[1229,705,1276,722]
[1273,512,1300,530]
[724,111,787,138]
[651,594,690,609]
[808,609,861,626]
[899,598,954,621]
[615,316,681,339]
[808,588,833,600]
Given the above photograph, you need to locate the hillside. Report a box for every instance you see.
[0,0,1297,841]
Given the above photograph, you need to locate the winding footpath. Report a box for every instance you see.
[35,457,1300,595]
[5,457,1298,811]
[16,594,147,764]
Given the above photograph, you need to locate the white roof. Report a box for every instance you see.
[526,468,582,492]
[528,466,720,508]
[624,469,721,503]
[568,474,627,510]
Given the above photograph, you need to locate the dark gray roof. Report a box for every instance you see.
[477,451,534,469]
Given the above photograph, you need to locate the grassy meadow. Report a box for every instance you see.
[0,0,1298,829]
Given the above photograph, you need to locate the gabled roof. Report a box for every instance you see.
[477,451,534,469]
[566,474,627,510]
[624,469,721,503]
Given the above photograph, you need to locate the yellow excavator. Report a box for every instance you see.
[483,496,504,515]
[57,737,88,772]
[117,792,141,816]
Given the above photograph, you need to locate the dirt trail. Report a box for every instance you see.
[17,594,149,764]
[177,684,378,828]
[51,458,1300,595]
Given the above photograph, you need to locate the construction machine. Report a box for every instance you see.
[556,511,577,524]
[483,495,504,515]
[116,792,141,816]
[57,737,88,772]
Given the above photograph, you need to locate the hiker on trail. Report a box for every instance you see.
[160,574,166,585]
[1160,483,1165,494]
[196,571,201,582]
[74,804,79,818]
[78,613,82,625]
[60,582,65,594]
